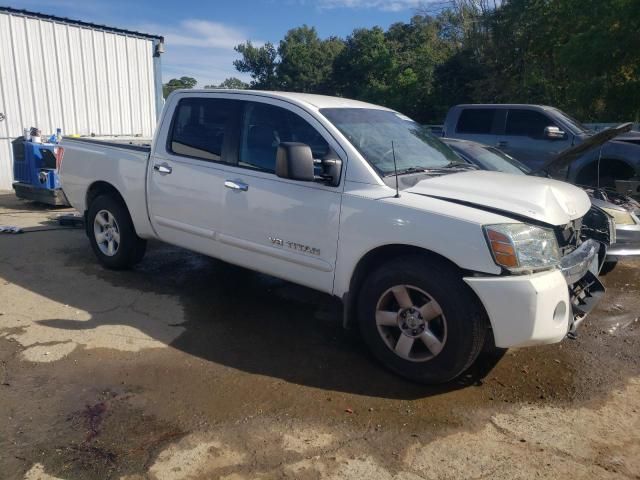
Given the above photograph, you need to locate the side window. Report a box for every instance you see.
[506,109,556,138]
[456,109,496,134]
[239,102,330,172]
[169,98,237,162]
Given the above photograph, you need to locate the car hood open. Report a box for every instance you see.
[406,170,591,226]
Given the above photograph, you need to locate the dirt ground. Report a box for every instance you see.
[0,191,639,480]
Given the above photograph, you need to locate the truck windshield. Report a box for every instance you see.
[320,108,463,175]
[549,108,592,134]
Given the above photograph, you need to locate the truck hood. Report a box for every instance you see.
[406,170,591,226]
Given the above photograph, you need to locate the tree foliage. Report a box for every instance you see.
[233,41,279,89]
[162,76,197,98]
[228,0,639,123]
[278,26,344,93]
[204,77,249,89]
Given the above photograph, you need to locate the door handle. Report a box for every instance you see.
[224,180,249,192]
[153,163,172,174]
[497,141,508,148]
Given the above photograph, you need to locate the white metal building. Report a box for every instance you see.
[0,7,164,190]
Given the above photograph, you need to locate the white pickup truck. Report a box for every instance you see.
[59,90,604,384]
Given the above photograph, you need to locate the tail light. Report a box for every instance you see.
[55,146,65,171]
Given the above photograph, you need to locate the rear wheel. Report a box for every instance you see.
[357,255,487,384]
[87,194,146,269]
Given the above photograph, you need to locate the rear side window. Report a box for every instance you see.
[169,98,238,162]
[456,109,496,134]
[506,109,556,138]
[239,102,329,172]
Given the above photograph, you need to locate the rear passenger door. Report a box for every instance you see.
[450,108,505,147]
[498,109,572,169]
[147,96,240,257]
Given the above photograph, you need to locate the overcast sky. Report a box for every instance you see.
[9,0,429,87]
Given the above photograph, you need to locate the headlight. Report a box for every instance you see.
[484,224,561,273]
[601,207,636,226]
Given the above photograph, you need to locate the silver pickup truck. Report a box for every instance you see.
[443,104,640,198]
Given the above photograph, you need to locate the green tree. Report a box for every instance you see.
[332,27,393,102]
[431,49,487,121]
[464,0,640,121]
[385,15,456,122]
[277,26,344,93]
[229,1,640,123]
[555,0,640,120]
[331,16,455,122]
[233,42,279,89]
[162,76,197,98]
[204,77,249,89]
[233,28,344,93]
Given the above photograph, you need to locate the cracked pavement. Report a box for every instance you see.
[1,192,639,479]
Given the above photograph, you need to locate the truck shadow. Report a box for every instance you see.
[47,243,504,399]
[0,195,503,400]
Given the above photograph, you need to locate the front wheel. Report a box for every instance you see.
[599,260,618,275]
[357,255,488,384]
[87,194,146,269]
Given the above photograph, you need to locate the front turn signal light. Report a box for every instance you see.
[486,229,518,268]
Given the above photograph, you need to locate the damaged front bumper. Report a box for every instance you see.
[464,239,604,349]
[559,238,600,284]
[559,239,605,336]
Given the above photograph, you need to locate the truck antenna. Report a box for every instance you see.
[392,141,400,198]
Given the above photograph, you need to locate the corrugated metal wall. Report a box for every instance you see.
[0,11,161,190]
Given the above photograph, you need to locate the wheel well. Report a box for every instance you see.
[575,159,635,186]
[86,181,126,212]
[84,182,128,235]
[343,245,471,329]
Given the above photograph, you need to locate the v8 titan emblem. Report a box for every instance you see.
[269,237,321,256]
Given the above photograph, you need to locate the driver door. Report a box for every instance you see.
[215,98,345,293]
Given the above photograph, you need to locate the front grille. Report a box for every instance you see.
[555,217,582,256]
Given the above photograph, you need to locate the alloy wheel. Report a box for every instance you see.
[375,285,447,362]
[93,209,121,257]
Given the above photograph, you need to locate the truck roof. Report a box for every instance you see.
[452,104,555,110]
[172,89,393,111]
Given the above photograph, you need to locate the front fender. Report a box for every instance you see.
[568,141,640,184]
[332,185,511,298]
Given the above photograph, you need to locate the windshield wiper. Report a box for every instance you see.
[383,167,428,177]
[383,163,478,177]
[442,162,479,170]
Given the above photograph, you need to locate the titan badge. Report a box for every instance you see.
[269,237,320,256]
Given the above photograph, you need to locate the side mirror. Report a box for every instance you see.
[544,126,566,139]
[276,142,315,182]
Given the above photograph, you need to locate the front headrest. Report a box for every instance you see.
[247,125,275,148]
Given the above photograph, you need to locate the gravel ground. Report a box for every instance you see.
[0,191,639,480]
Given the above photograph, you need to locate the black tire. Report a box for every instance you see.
[87,194,146,270]
[357,255,487,384]
[599,260,618,275]
[481,329,508,359]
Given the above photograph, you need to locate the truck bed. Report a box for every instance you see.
[59,134,154,238]
[62,136,151,152]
